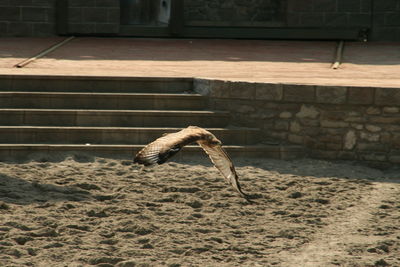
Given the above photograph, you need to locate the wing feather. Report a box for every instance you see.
[198,142,249,200]
[134,127,209,166]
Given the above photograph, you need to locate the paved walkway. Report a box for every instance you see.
[0,37,399,88]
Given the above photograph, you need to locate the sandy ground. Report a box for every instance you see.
[0,155,399,267]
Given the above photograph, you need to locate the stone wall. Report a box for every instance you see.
[195,79,400,166]
[372,0,400,41]
[184,0,286,27]
[286,0,372,28]
[0,0,55,36]
[68,0,120,34]
[184,0,372,28]
[0,1,399,40]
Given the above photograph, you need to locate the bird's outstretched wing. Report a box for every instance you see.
[197,141,250,201]
[134,126,251,201]
[133,126,213,166]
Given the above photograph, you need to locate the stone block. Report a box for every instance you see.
[319,134,343,144]
[257,110,278,119]
[366,107,381,115]
[375,88,400,106]
[84,8,108,23]
[68,23,96,34]
[388,154,400,163]
[357,143,388,152]
[303,127,321,136]
[320,120,349,128]
[279,112,292,119]
[286,13,300,27]
[274,121,289,131]
[269,131,288,141]
[304,137,324,149]
[373,0,398,12]
[344,116,366,123]
[348,87,374,104]
[365,124,382,133]
[383,107,400,113]
[237,105,256,114]
[326,143,342,150]
[321,111,347,121]
[369,116,400,124]
[371,27,400,42]
[290,121,301,133]
[107,8,120,23]
[69,0,96,7]
[193,79,211,96]
[96,0,119,7]
[0,7,20,21]
[21,7,48,22]
[351,123,363,130]
[322,128,347,135]
[393,134,400,148]
[348,14,371,27]
[386,13,400,26]
[361,0,372,13]
[95,23,119,34]
[283,84,315,102]
[230,82,255,100]
[287,0,314,12]
[11,0,31,5]
[32,0,53,7]
[32,22,55,36]
[255,83,283,101]
[288,134,303,144]
[316,86,347,104]
[68,8,83,23]
[296,105,319,119]
[325,13,348,27]
[337,151,357,160]
[313,0,337,12]
[299,118,320,127]
[360,132,380,142]
[337,0,362,12]
[300,13,324,27]
[7,22,32,36]
[210,80,230,98]
[359,153,387,162]
[344,130,357,150]
[0,22,7,36]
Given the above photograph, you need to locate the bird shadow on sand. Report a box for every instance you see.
[0,173,92,205]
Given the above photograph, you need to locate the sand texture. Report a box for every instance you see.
[0,155,399,267]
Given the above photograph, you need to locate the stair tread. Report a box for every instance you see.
[0,108,227,114]
[0,91,203,97]
[0,144,290,148]
[0,126,259,131]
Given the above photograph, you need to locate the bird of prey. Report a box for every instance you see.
[134,126,251,201]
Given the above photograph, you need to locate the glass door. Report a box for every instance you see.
[120,0,173,36]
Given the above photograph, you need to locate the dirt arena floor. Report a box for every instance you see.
[0,155,399,267]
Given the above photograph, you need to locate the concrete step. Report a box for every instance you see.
[0,144,305,161]
[0,92,206,110]
[0,126,260,145]
[0,75,193,93]
[0,109,230,128]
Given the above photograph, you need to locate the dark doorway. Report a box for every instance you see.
[120,0,171,26]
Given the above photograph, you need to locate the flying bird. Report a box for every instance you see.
[133,126,251,201]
